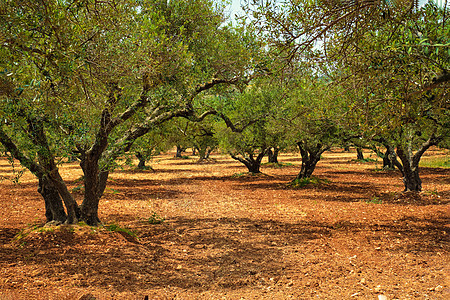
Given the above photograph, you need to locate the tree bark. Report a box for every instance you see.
[27,117,79,223]
[356,147,364,160]
[231,149,267,173]
[0,125,77,222]
[396,145,423,192]
[395,133,440,192]
[80,155,102,225]
[38,176,67,223]
[97,170,109,200]
[197,147,207,161]
[136,152,146,169]
[205,147,213,159]
[197,146,214,161]
[371,138,402,171]
[382,145,400,170]
[295,141,329,180]
[175,145,185,158]
[267,147,279,163]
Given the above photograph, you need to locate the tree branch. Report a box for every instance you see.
[0,126,44,177]
[406,72,450,99]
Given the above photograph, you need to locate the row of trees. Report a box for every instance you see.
[0,0,448,225]
[0,0,266,225]
[240,0,449,189]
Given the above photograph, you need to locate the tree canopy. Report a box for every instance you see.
[0,0,448,225]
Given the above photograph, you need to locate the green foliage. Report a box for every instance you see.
[366,196,383,204]
[104,223,138,238]
[0,0,263,226]
[71,185,84,193]
[354,157,377,163]
[289,176,330,188]
[262,162,293,168]
[419,155,450,168]
[216,76,289,160]
[2,155,25,184]
[231,172,266,178]
[147,211,165,224]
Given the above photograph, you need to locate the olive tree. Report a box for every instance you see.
[0,0,262,224]
[332,3,449,191]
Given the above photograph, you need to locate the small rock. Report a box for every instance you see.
[34,280,45,286]
[360,278,366,284]
[44,220,62,227]
[434,285,443,292]
[378,295,387,300]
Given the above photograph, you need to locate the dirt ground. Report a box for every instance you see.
[0,149,448,300]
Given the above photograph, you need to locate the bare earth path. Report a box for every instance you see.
[0,149,448,299]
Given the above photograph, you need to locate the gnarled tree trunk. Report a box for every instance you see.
[38,176,67,223]
[382,145,400,170]
[80,155,103,226]
[197,146,214,162]
[267,147,279,163]
[371,138,401,171]
[0,125,77,223]
[175,145,185,158]
[395,133,440,192]
[396,147,422,192]
[356,147,364,160]
[295,141,329,180]
[136,152,146,169]
[29,117,79,223]
[231,149,267,174]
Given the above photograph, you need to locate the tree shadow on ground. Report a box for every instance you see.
[114,168,201,175]
[162,159,237,166]
[0,218,326,292]
[0,214,447,293]
[106,168,449,206]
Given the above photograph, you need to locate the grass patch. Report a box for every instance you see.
[232,172,258,178]
[136,165,155,171]
[365,196,383,204]
[262,162,294,168]
[147,211,165,224]
[420,156,450,168]
[352,158,377,163]
[289,176,330,188]
[231,172,270,178]
[104,223,138,239]
[104,187,120,194]
[71,185,84,193]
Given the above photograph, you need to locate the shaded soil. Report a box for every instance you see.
[0,149,449,299]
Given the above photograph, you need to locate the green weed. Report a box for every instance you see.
[71,185,84,193]
[262,162,293,168]
[104,223,138,238]
[148,211,165,224]
[289,176,330,188]
[354,158,377,163]
[420,156,450,168]
[366,196,383,204]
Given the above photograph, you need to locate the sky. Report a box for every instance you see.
[225,0,246,20]
[226,0,446,15]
